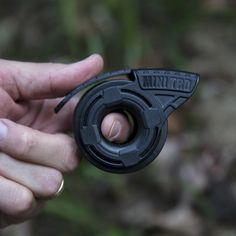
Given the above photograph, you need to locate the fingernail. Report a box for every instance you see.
[86,54,97,60]
[87,53,102,61]
[0,121,8,141]
[108,120,122,142]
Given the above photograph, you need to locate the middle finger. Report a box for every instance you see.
[0,119,79,172]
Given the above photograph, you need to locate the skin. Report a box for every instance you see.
[0,54,130,228]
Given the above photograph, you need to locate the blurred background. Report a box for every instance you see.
[1,0,236,235]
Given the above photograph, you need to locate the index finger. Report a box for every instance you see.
[0,54,103,100]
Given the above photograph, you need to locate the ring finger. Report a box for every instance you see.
[0,175,42,227]
[0,153,63,198]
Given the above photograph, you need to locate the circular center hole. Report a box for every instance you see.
[100,110,136,144]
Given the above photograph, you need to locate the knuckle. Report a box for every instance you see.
[0,91,10,118]
[12,189,34,216]
[60,136,79,172]
[19,131,36,157]
[41,169,63,197]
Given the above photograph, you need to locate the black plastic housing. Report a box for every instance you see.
[55,69,199,173]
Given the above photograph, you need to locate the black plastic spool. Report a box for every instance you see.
[55,69,199,173]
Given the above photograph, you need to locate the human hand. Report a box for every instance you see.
[0,54,131,227]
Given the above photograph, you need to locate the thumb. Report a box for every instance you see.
[101,112,132,144]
